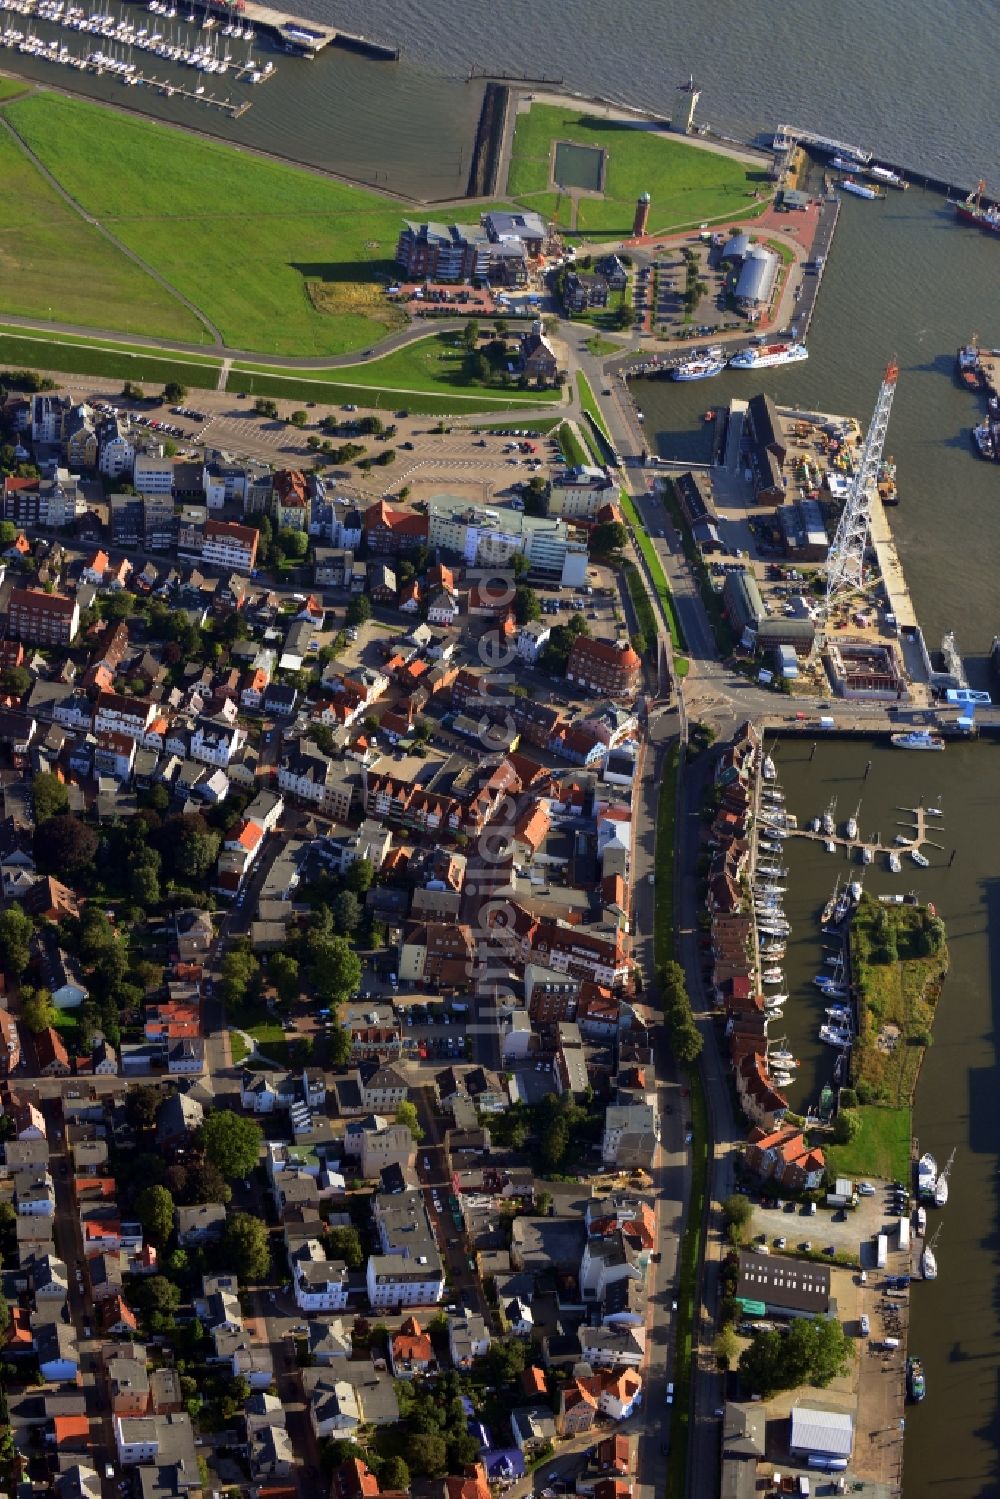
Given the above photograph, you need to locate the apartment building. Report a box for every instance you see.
[201,519,259,575]
[566,637,642,699]
[7,588,79,645]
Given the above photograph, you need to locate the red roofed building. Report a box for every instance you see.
[736,1052,788,1131]
[556,1377,599,1436]
[330,1459,380,1499]
[51,1416,90,1450]
[364,500,429,555]
[567,637,641,699]
[596,1435,632,1474]
[35,1027,70,1076]
[4,1305,32,1353]
[521,1364,548,1398]
[445,1464,491,1499]
[273,469,309,530]
[7,586,79,645]
[389,1316,434,1377]
[202,518,259,574]
[744,1124,825,1191]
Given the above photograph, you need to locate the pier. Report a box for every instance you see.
[784,801,944,859]
[189,0,398,58]
[772,123,872,164]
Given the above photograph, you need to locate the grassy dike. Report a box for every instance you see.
[618,488,685,651]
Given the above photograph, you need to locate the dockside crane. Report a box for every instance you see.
[824,360,899,616]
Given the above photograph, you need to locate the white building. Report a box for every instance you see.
[516,619,551,664]
[133,453,174,495]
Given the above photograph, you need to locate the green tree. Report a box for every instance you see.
[832,1108,860,1144]
[346,595,372,628]
[132,1274,181,1332]
[463,319,480,350]
[323,1224,364,1271]
[278,527,309,561]
[163,381,187,404]
[739,1317,853,1395]
[34,813,98,875]
[514,585,541,624]
[0,905,34,980]
[407,1432,448,1478]
[1,664,30,697]
[129,863,161,909]
[345,858,374,896]
[539,1115,569,1173]
[268,952,300,1005]
[722,1194,753,1232]
[0,520,16,547]
[184,1161,231,1206]
[125,1084,160,1133]
[326,1021,353,1068]
[21,987,56,1034]
[220,946,260,1010]
[221,1210,271,1282]
[330,890,361,936]
[591,520,627,554]
[380,1457,411,1491]
[394,1100,424,1143]
[289,410,308,428]
[203,1111,263,1180]
[135,1184,175,1248]
[309,935,362,1007]
[714,1324,740,1369]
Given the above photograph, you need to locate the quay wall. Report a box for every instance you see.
[466,82,509,199]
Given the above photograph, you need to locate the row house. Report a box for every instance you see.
[398,922,477,989]
[744,1124,825,1192]
[94,690,156,743]
[736,1052,788,1132]
[277,742,357,820]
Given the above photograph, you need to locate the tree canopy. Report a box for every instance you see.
[202,1110,263,1180]
[134,1184,175,1248]
[738,1316,853,1395]
[221,1210,271,1282]
[34,813,98,875]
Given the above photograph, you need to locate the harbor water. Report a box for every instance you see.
[766,739,1000,1499]
[2,0,998,194]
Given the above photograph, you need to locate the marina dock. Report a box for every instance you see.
[787,802,943,859]
[179,0,399,58]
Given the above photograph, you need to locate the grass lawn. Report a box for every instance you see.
[0,329,222,391]
[585,333,623,357]
[557,419,590,466]
[2,91,515,357]
[0,77,33,100]
[825,1105,912,1184]
[0,117,208,343]
[228,332,563,411]
[508,103,768,239]
[229,1031,250,1065]
[50,1010,80,1036]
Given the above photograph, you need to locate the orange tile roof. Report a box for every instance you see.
[53,1416,90,1445]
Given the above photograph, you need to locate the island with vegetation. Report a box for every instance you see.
[827,895,949,1183]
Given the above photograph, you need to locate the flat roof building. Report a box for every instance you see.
[735,1249,832,1320]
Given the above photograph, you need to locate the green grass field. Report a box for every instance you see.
[0,329,221,389]
[619,488,684,648]
[0,116,208,343]
[825,1105,911,1184]
[508,103,768,239]
[0,91,510,358]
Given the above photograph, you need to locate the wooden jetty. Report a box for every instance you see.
[780,801,941,856]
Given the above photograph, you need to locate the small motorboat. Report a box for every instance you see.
[910,848,930,867]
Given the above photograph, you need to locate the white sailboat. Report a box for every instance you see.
[934,1148,955,1207]
[845,800,861,841]
[821,797,837,837]
[921,1224,940,1280]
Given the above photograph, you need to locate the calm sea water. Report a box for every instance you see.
[5,0,998,193]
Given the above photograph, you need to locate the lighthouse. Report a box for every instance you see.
[675,74,701,134]
[632,192,651,238]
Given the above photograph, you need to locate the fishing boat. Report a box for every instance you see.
[907,1356,927,1402]
[915,1205,927,1235]
[891,730,945,751]
[910,848,930,868]
[672,357,726,381]
[888,849,902,874]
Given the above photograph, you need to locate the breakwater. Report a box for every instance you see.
[466,80,507,198]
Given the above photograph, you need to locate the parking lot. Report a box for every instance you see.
[749,1178,913,1262]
